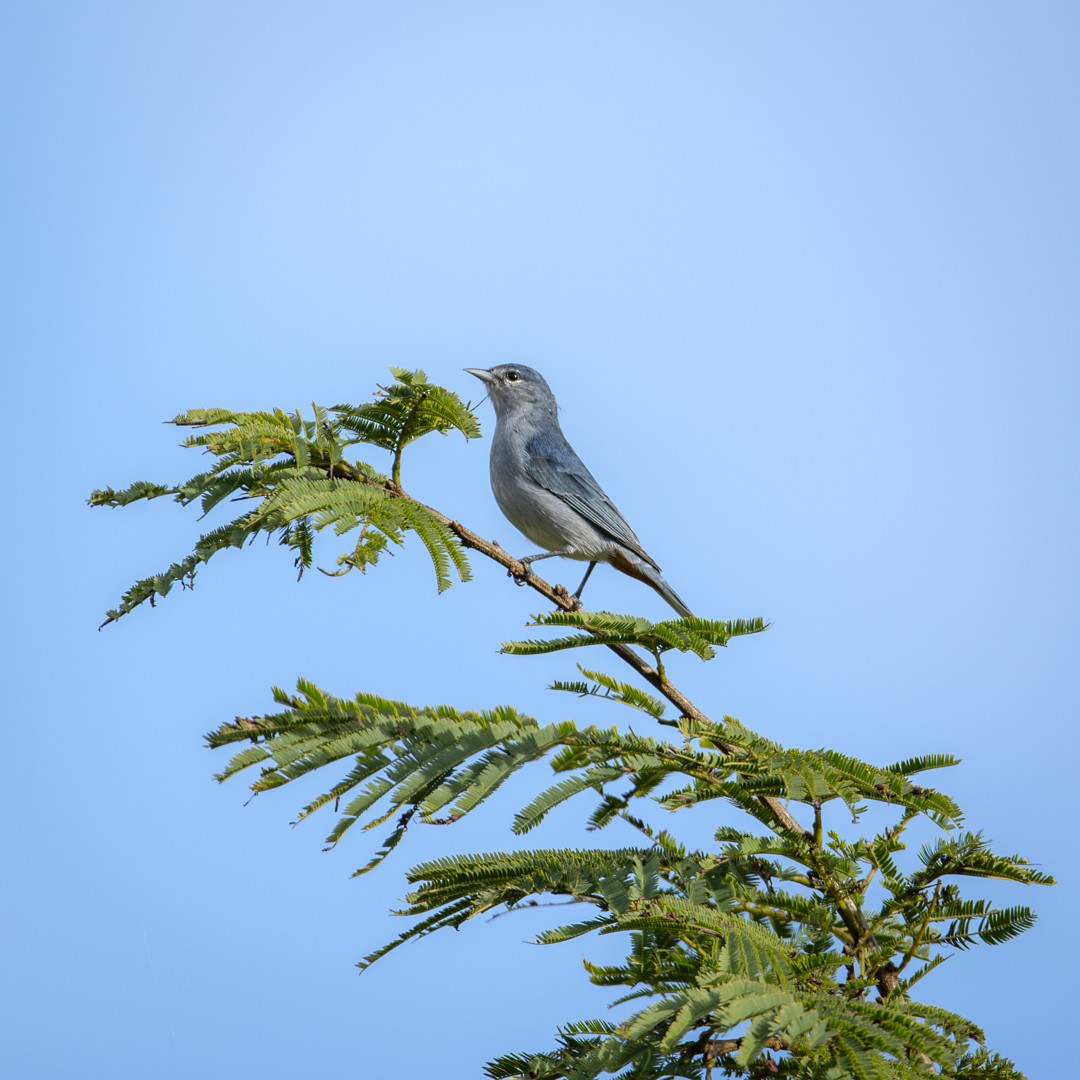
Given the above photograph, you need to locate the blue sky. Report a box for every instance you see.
[4,3,1077,1077]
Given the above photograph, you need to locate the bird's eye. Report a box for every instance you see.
[505,370,521,382]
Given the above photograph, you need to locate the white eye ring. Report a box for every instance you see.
[506,371,521,382]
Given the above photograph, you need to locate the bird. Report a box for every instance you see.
[465,364,693,618]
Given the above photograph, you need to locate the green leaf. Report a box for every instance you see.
[502,611,768,659]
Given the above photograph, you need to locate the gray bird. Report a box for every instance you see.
[465,364,693,618]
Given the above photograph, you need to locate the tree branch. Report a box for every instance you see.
[414,496,809,839]
[319,460,810,839]
[699,1033,787,1077]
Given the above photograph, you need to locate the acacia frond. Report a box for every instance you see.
[949,1048,1027,1079]
[333,367,480,452]
[90,371,480,624]
[208,682,562,856]
[881,752,960,776]
[549,664,668,720]
[914,832,1055,888]
[512,767,632,834]
[936,902,1038,950]
[622,971,829,1061]
[658,727,964,831]
[93,511,267,626]
[502,611,768,659]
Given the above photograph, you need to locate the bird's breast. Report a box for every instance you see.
[488,423,608,558]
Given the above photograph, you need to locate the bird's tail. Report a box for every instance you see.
[609,548,694,619]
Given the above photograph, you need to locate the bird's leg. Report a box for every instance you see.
[511,549,571,586]
[570,561,597,604]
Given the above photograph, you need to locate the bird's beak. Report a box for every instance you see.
[464,367,495,385]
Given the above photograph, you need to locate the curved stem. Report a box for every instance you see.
[425,503,808,839]
[320,460,811,840]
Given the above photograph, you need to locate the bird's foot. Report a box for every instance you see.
[509,557,534,586]
[555,584,583,610]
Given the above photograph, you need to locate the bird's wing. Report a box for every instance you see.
[524,429,661,571]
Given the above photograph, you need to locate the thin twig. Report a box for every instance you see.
[322,462,811,841]
[428,502,807,839]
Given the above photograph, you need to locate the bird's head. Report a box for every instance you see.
[465,364,558,421]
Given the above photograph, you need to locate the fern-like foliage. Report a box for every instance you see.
[503,611,769,661]
[332,367,481,481]
[89,371,478,625]
[207,670,1051,1079]
[551,664,669,721]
